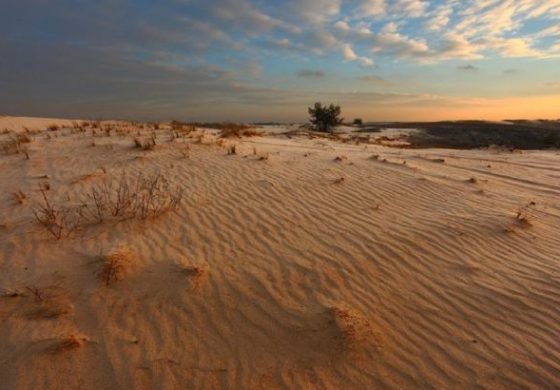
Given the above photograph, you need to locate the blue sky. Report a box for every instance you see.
[1,0,559,122]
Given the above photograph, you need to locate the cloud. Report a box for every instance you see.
[297,70,326,78]
[291,0,341,23]
[357,75,393,87]
[457,64,478,71]
[358,0,387,17]
[334,20,350,31]
[391,0,428,18]
[425,4,453,31]
[342,44,374,66]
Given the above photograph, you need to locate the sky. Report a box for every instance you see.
[1,0,559,122]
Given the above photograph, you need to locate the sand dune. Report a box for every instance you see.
[0,117,559,389]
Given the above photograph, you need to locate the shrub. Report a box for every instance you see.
[308,102,343,132]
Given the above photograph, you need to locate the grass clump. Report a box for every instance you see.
[100,245,134,286]
[33,173,183,240]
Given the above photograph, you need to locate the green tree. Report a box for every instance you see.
[308,102,343,132]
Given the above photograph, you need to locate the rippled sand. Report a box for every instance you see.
[1,117,559,389]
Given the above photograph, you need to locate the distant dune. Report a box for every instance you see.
[1,116,559,389]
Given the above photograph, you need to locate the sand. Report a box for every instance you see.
[0,116,559,389]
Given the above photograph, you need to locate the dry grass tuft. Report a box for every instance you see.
[13,190,27,205]
[47,124,60,131]
[0,133,32,155]
[48,335,86,354]
[134,137,156,151]
[24,286,73,319]
[100,246,134,286]
[219,123,259,138]
[227,144,237,155]
[515,208,532,227]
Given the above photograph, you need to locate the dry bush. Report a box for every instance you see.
[0,133,32,155]
[100,245,134,286]
[134,137,156,151]
[170,120,185,130]
[240,128,262,137]
[81,172,183,221]
[34,173,183,239]
[47,124,59,131]
[33,190,84,240]
[219,123,258,138]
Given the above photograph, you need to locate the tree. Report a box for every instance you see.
[308,102,343,132]
[353,118,363,126]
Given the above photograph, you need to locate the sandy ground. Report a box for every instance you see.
[0,117,559,389]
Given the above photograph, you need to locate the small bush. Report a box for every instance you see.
[308,102,343,133]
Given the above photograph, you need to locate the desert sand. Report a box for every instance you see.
[0,116,559,389]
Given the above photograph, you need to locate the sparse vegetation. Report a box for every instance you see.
[219,124,260,138]
[0,133,32,155]
[33,173,183,239]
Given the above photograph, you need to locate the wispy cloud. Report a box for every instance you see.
[457,64,478,71]
[297,70,326,78]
